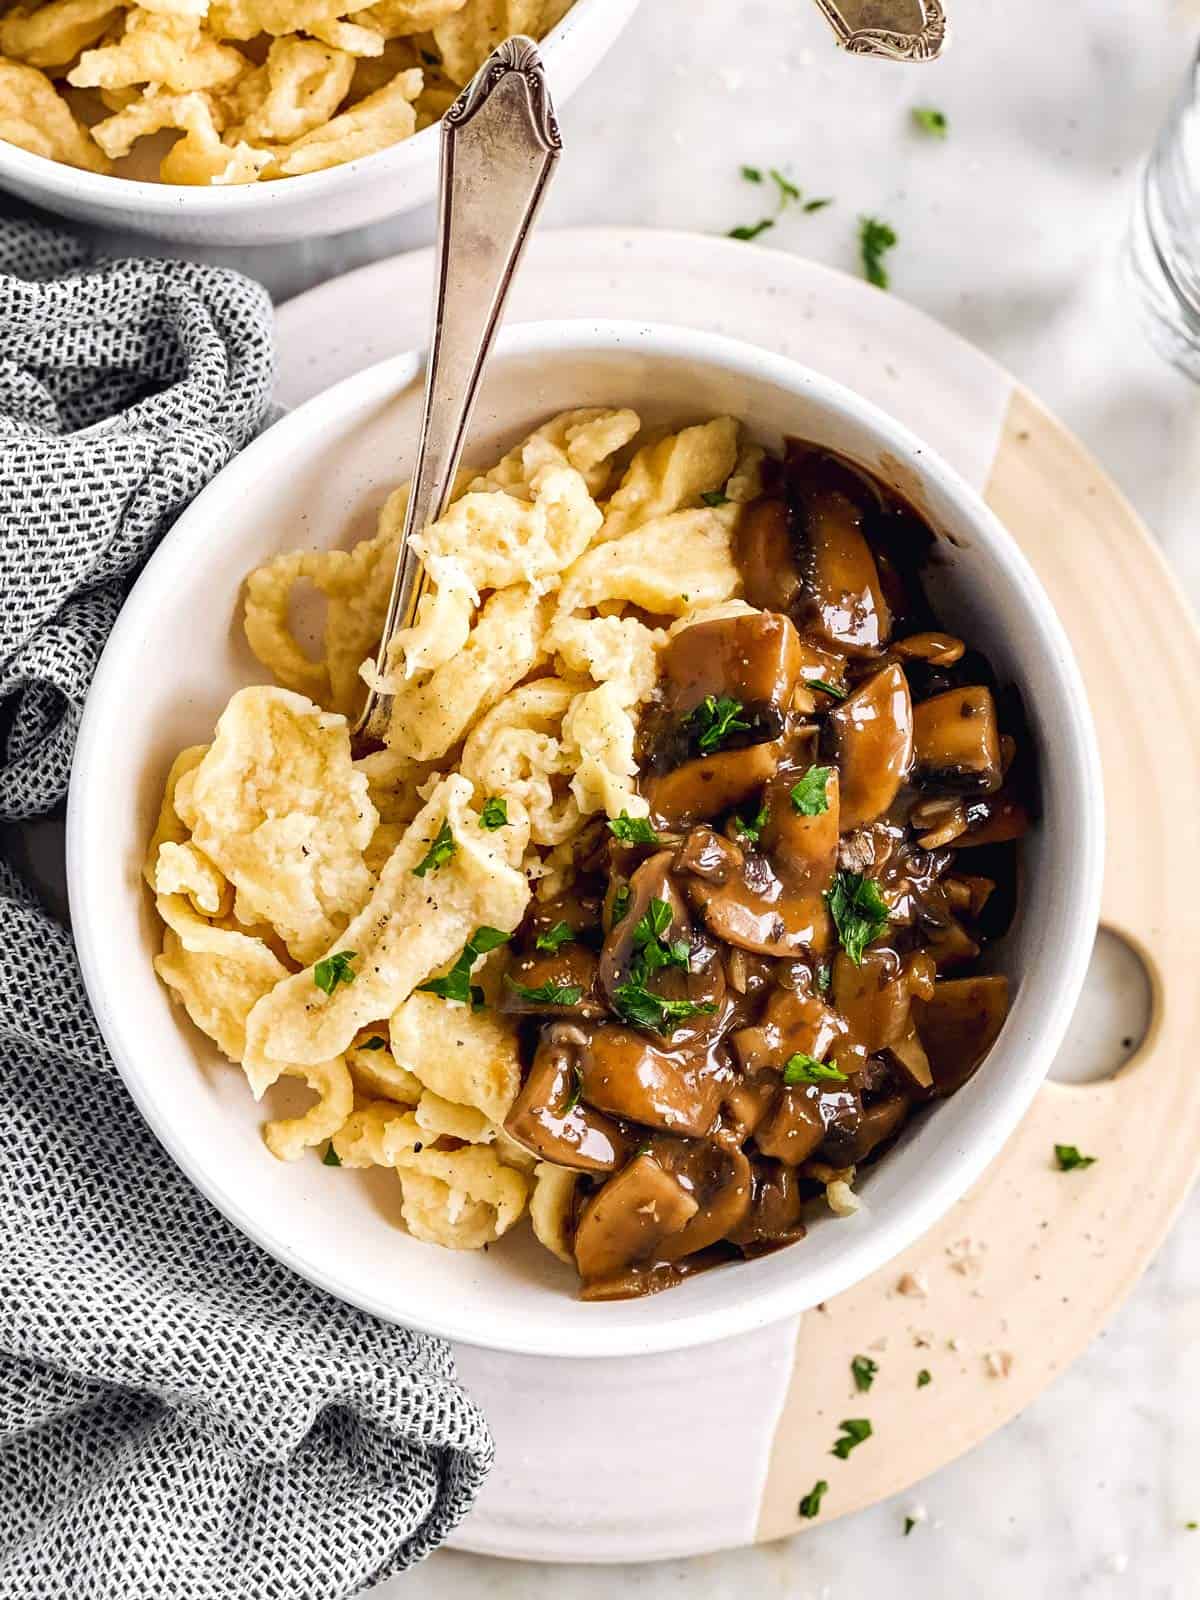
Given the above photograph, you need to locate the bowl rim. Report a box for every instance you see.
[0,0,635,214]
[67,318,1105,1357]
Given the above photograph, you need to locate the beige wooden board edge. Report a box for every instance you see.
[755,385,1200,1541]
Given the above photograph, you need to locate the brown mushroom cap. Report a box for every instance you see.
[912,686,1003,793]
[578,1025,730,1138]
[914,974,1010,1094]
[573,1153,699,1285]
[503,1026,632,1173]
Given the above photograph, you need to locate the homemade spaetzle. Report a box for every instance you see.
[149,407,752,1264]
[0,0,574,183]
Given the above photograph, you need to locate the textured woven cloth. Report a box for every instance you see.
[0,217,492,1598]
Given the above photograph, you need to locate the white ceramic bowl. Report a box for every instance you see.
[0,0,639,244]
[68,320,1104,1358]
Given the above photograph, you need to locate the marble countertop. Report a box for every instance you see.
[96,0,1200,1592]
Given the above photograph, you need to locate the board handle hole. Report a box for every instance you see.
[1047,926,1153,1085]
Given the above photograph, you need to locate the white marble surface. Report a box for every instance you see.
[92,0,1200,1592]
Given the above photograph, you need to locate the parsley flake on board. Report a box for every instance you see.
[418,926,511,1005]
[741,164,763,183]
[808,677,847,700]
[1055,1143,1097,1172]
[729,219,775,242]
[851,1355,878,1393]
[733,802,769,844]
[480,796,509,830]
[790,765,833,816]
[535,921,577,954]
[607,812,660,846]
[784,1052,848,1086]
[770,167,801,204]
[860,216,898,290]
[798,1480,829,1519]
[504,975,584,1007]
[830,1418,873,1460]
[904,1516,918,1537]
[917,1369,932,1388]
[804,197,834,213]
[689,694,751,754]
[322,1143,342,1167]
[313,950,357,995]
[412,819,455,877]
[912,106,948,138]
[701,490,730,507]
[360,1035,388,1051]
[827,870,890,966]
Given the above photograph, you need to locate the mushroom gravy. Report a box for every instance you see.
[501,441,1032,1300]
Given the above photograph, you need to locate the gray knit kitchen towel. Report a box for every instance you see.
[0,217,492,1598]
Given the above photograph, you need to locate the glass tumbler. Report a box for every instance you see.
[1129,42,1200,380]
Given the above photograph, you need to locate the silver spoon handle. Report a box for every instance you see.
[356,37,562,744]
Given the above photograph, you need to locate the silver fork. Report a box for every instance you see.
[354,36,562,748]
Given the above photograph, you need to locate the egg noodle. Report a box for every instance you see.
[147,408,765,1259]
[0,0,571,183]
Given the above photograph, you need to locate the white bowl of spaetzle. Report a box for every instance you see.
[67,320,1102,1356]
[0,0,637,243]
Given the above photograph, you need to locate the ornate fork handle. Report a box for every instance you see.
[811,0,947,61]
[355,37,562,746]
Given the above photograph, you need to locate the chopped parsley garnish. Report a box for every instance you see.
[804,197,834,213]
[860,216,898,290]
[504,975,584,1007]
[535,920,576,954]
[701,490,730,507]
[607,812,660,845]
[418,926,511,1004]
[830,1418,873,1460]
[741,164,763,183]
[322,1143,341,1166]
[413,819,455,877]
[784,1052,848,1086]
[798,1480,829,1519]
[729,219,775,242]
[610,896,716,1035]
[561,1063,584,1115]
[1187,1522,1198,1531]
[689,694,751,754]
[479,796,508,830]
[770,167,800,204]
[903,1516,918,1537]
[791,765,833,816]
[808,677,847,700]
[1055,1143,1097,1172]
[912,106,948,138]
[917,1369,932,1388]
[851,1355,878,1393]
[611,883,632,925]
[815,961,832,994]
[733,802,769,844]
[360,1035,388,1051]
[827,870,890,966]
[314,950,357,995]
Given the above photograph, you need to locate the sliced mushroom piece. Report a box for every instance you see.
[727,1158,806,1254]
[887,1021,934,1092]
[760,761,840,899]
[732,984,862,1077]
[721,1076,777,1140]
[955,793,1031,847]
[501,944,605,1018]
[504,1028,632,1173]
[831,946,911,1054]
[736,497,801,612]
[789,470,892,656]
[650,1135,753,1259]
[825,1089,911,1165]
[573,1152,699,1285]
[661,610,804,717]
[646,739,782,829]
[598,851,687,1002]
[578,1025,729,1138]
[912,686,1003,793]
[914,974,1009,1095]
[826,662,913,828]
[757,1083,863,1166]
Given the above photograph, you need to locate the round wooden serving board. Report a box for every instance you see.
[274,229,1200,1563]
